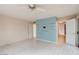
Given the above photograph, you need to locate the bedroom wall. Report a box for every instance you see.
[36,17,57,42]
[0,15,33,46]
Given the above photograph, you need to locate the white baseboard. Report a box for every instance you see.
[37,39,56,44]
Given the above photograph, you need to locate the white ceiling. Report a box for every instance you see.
[0,4,79,22]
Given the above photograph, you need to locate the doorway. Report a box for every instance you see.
[57,18,78,46]
[57,22,66,44]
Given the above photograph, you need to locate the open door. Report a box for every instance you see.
[66,18,77,46]
[77,18,79,47]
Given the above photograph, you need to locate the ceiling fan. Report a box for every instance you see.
[28,4,36,10]
[18,4,46,12]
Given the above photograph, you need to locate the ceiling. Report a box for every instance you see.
[0,4,79,22]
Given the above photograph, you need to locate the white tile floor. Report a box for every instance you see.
[0,39,79,55]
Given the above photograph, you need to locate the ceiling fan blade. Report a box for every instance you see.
[16,4,46,12]
[35,7,46,12]
[16,4,28,9]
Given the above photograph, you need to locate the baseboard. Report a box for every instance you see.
[37,39,56,44]
[0,39,27,47]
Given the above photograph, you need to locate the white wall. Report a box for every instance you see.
[28,23,33,40]
[0,15,33,46]
[58,23,65,35]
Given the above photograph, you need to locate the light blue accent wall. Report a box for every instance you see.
[36,17,57,42]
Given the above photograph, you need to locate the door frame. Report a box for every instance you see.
[56,21,66,44]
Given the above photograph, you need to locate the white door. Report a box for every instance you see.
[66,18,77,46]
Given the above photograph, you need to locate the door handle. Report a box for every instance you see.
[77,31,79,34]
